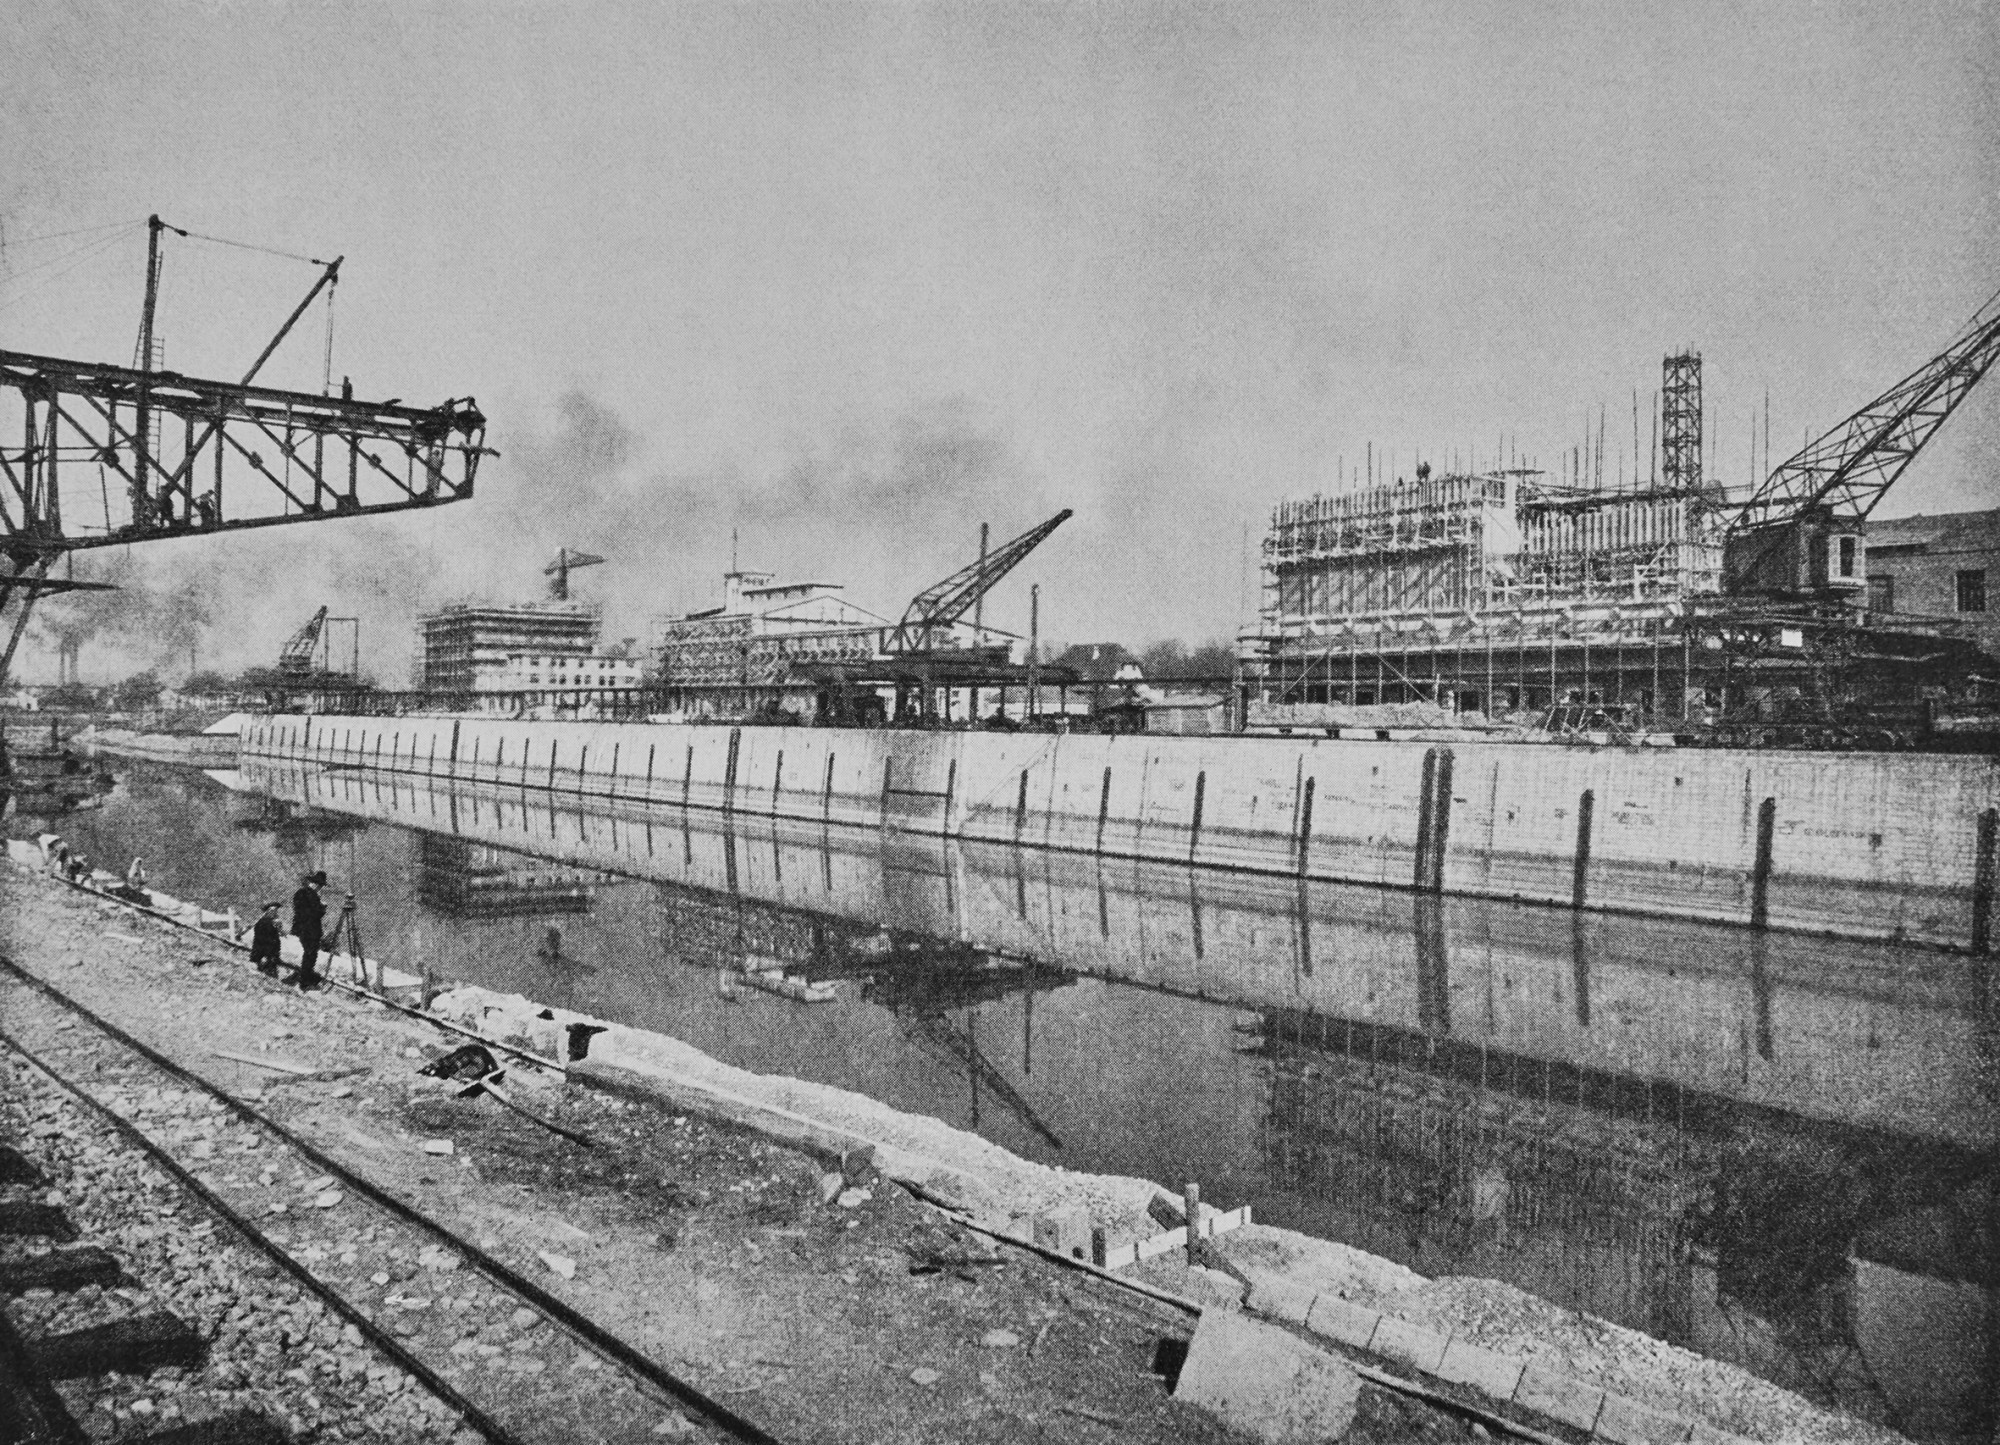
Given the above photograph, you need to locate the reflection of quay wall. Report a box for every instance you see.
[238,759,1995,1147]
[242,716,2000,948]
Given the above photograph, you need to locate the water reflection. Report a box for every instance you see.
[18,759,1997,1442]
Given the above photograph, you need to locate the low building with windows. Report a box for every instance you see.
[1864,507,2000,656]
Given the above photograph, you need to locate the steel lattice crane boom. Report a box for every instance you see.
[887,509,1072,654]
[0,213,493,691]
[278,607,329,679]
[1723,292,2000,596]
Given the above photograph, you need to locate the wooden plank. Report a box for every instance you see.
[210,1050,317,1076]
[1104,1206,1254,1272]
[0,1202,77,1241]
[0,1246,123,1295]
[127,1407,289,1445]
[0,1144,44,1186]
[28,1309,206,1379]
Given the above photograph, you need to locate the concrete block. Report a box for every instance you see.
[1186,1266,1245,1312]
[1594,1391,1693,1445]
[1367,1314,1450,1375]
[1303,1294,1380,1351]
[1174,1308,1360,1444]
[1513,1362,1605,1433]
[1031,1206,1091,1259]
[1245,1274,1316,1326]
[1434,1337,1524,1400]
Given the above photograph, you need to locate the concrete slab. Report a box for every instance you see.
[1434,1336,1524,1400]
[1594,1391,1694,1445]
[1031,1206,1090,1259]
[1245,1273,1316,1325]
[1686,1423,1755,1445]
[1186,1265,1245,1312]
[1513,1361,1605,1433]
[1174,1310,1360,1444]
[1368,1314,1450,1374]
[1303,1293,1380,1351]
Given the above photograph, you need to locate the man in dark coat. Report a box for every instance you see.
[248,902,284,976]
[291,871,328,990]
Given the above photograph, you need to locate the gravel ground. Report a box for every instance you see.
[2,1040,476,1443]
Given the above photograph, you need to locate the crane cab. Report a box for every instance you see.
[1722,507,1867,598]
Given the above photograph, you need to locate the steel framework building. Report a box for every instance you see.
[1247,352,1986,730]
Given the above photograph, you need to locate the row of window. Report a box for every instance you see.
[1865,568,1986,614]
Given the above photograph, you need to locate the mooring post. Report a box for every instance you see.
[1183,1181,1201,1265]
[1091,1225,1109,1268]
[1572,788,1595,910]
[1972,807,1996,954]
[1750,796,1777,929]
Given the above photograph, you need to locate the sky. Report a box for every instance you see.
[2,0,1996,684]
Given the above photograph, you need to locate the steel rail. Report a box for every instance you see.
[0,1011,528,1445]
[0,954,786,1445]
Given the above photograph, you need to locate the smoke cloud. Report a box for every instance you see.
[22,392,1058,686]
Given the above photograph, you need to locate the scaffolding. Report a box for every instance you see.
[1246,353,1980,730]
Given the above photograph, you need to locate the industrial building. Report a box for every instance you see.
[652,512,1078,724]
[416,600,640,709]
[651,570,891,718]
[1864,506,2000,654]
[1246,326,1999,740]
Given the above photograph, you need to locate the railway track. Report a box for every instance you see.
[0,954,785,1445]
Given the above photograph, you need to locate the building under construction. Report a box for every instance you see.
[1247,311,2000,739]
[652,511,1078,724]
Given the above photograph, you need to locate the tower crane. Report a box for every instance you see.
[544,549,605,601]
[887,509,1072,654]
[1723,292,2000,597]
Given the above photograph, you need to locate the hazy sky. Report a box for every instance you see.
[3,0,1996,681]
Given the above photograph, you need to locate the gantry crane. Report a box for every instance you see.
[1723,291,2000,598]
[0,214,493,688]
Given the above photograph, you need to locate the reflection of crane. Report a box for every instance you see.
[278,607,329,680]
[899,1010,1064,1151]
[545,549,605,601]
[887,510,1071,653]
[1723,293,2000,597]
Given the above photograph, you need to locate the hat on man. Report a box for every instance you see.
[305,871,328,886]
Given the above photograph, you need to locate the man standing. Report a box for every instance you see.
[292,871,328,991]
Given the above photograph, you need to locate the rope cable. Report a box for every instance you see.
[0,224,143,310]
[168,223,327,267]
[0,217,144,248]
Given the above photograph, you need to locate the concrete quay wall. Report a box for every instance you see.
[241,715,2000,948]
[235,760,1994,1146]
